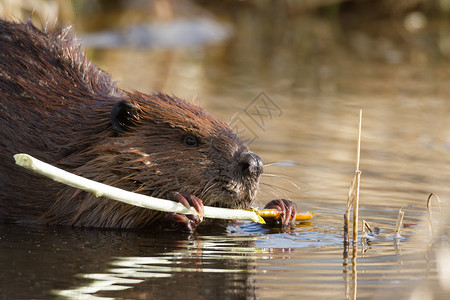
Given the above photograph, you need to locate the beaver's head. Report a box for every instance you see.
[0,20,262,229]
[46,92,263,228]
[107,92,263,210]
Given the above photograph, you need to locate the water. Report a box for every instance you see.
[1,2,450,299]
[0,218,444,299]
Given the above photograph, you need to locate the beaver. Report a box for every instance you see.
[0,19,297,232]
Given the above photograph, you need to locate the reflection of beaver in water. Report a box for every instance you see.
[0,19,297,232]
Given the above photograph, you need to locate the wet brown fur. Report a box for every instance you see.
[0,19,260,229]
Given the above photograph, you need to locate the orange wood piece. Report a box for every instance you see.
[256,209,314,221]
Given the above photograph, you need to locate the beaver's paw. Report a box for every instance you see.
[263,199,297,228]
[161,192,204,233]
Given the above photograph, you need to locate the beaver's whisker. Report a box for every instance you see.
[261,171,302,182]
[261,173,302,192]
[258,185,282,200]
[263,161,303,168]
[201,179,218,198]
[260,181,295,194]
[259,182,291,200]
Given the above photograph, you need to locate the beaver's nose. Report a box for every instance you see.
[238,151,263,179]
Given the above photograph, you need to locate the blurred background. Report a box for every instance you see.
[2,0,450,96]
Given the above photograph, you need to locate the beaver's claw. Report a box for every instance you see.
[263,199,297,228]
[161,192,204,233]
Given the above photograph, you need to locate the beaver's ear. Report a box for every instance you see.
[110,100,140,133]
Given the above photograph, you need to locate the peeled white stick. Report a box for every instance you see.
[14,153,265,224]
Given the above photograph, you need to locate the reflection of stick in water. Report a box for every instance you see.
[14,153,314,224]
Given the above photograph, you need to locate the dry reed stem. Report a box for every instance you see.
[344,178,355,246]
[362,220,373,236]
[344,213,350,246]
[344,176,356,245]
[344,110,363,248]
[394,208,404,239]
[352,110,363,246]
[352,171,361,245]
[361,220,372,247]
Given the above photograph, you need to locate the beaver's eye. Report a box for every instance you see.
[183,135,198,147]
